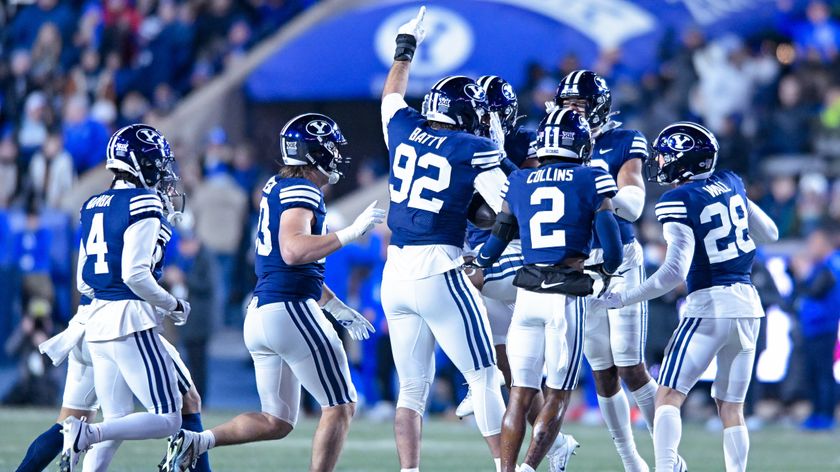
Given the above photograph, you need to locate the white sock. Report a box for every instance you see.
[723,425,749,472]
[518,464,536,472]
[631,379,658,435]
[96,412,181,441]
[81,440,122,472]
[598,391,644,470]
[653,405,681,472]
[400,469,419,472]
[548,432,566,454]
[494,457,501,472]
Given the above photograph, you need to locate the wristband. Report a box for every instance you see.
[394,34,417,62]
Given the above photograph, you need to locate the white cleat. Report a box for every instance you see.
[455,389,475,418]
[160,430,205,472]
[547,433,580,472]
[59,416,92,472]
[674,454,688,472]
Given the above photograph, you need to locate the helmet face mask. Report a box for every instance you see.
[280,113,348,184]
[647,122,719,185]
[477,75,519,134]
[555,70,612,130]
[422,76,489,136]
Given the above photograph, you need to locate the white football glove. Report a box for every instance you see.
[335,200,385,246]
[323,298,375,341]
[397,6,427,45]
[488,112,506,151]
[599,283,625,310]
[169,299,191,326]
[545,100,559,114]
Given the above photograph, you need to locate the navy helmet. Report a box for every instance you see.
[106,124,177,190]
[477,75,518,133]
[422,75,489,136]
[280,113,348,185]
[535,108,593,163]
[554,70,612,129]
[646,121,718,185]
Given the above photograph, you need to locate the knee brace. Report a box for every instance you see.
[463,366,505,436]
[396,377,432,415]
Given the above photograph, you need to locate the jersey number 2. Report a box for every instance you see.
[390,143,451,213]
[700,194,756,263]
[86,213,109,274]
[530,187,566,249]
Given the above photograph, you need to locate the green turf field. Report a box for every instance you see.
[1,408,838,471]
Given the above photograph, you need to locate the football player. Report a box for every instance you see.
[551,70,656,471]
[19,204,211,472]
[600,122,779,472]
[380,7,507,471]
[471,108,623,472]
[161,113,381,472]
[59,124,192,471]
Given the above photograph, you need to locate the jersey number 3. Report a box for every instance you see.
[530,187,566,249]
[390,143,451,213]
[700,194,756,263]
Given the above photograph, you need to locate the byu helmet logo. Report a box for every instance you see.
[136,128,163,145]
[464,83,486,101]
[306,119,333,136]
[501,83,516,100]
[667,133,694,152]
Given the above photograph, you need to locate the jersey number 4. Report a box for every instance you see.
[530,187,566,249]
[389,143,451,213]
[700,194,756,263]
[86,213,109,274]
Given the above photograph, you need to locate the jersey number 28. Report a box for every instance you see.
[389,143,451,213]
[700,194,756,263]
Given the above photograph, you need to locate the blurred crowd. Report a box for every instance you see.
[0,0,837,431]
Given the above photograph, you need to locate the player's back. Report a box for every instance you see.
[655,170,756,294]
[386,106,502,248]
[254,175,326,304]
[504,162,618,265]
[79,187,163,301]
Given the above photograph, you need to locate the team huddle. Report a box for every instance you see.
[13,5,781,472]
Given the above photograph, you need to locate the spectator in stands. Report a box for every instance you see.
[167,230,217,400]
[797,173,830,235]
[792,1,840,63]
[758,74,815,155]
[0,136,18,207]
[31,23,64,79]
[27,132,75,209]
[62,94,109,174]
[9,0,76,49]
[789,228,840,431]
[2,50,34,125]
[2,297,56,406]
[231,142,259,193]
[17,92,49,161]
[760,176,799,238]
[13,198,54,305]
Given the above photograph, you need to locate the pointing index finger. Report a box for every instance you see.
[416,6,426,22]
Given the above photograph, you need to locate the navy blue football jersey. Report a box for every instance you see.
[503,162,618,265]
[590,127,648,247]
[465,126,537,250]
[386,107,503,247]
[655,170,756,294]
[254,176,326,304]
[79,189,164,301]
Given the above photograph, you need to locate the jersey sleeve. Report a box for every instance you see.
[592,168,618,199]
[278,183,323,212]
[470,139,503,170]
[128,193,164,224]
[626,130,649,161]
[654,191,689,225]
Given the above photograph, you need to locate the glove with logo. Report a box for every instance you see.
[323,298,375,341]
[584,263,625,297]
[335,200,385,246]
[394,6,426,62]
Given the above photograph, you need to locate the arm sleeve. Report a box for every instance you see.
[594,209,623,273]
[474,167,507,213]
[621,222,694,306]
[381,93,410,145]
[122,217,178,311]
[76,240,95,299]
[611,184,645,222]
[747,199,779,244]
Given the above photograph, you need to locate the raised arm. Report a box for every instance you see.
[381,6,425,99]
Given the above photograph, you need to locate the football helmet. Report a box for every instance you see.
[535,108,593,163]
[554,70,612,129]
[646,121,719,184]
[106,124,178,189]
[422,75,489,136]
[280,113,348,185]
[476,75,518,133]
